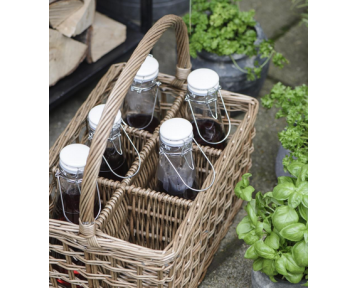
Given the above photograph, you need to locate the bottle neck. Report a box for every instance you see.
[131,78,158,92]
[186,88,218,104]
[88,125,121,141]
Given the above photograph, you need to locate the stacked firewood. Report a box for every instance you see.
[49,0,127,86]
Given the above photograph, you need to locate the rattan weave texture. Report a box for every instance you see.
[49,15,259,288]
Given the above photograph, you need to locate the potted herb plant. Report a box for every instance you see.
[261,83,308,177]
[183,0,288,98]
[235,165,308,287]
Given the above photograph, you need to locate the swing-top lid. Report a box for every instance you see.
[187,68,220,96]
[160,118,193,147]
[134,55,159,82]
[59,144,90,174]
[88,104,122,130]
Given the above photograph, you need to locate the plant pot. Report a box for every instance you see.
[276,144,293,178]
[191,22,269,100]
[97,0,190,21]
[252,270,307,288]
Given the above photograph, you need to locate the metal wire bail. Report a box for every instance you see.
[55,169,101,225]
[186,86,231,145]
[159,138,216,192]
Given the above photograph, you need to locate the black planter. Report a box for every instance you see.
[276,145,293,178]
[252,270,307,288]
[191,23,269,99]
[98,0,190,21]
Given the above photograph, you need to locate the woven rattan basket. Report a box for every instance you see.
[49,15,259,288]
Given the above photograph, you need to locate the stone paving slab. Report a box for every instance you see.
[240,0,306,39]
[267,23,308,86]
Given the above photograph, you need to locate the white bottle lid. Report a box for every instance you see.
[59,144,90,174]
[88,104,122,130]
[134,55,159,82]
[187,68,220,96]
[160,118,193,147]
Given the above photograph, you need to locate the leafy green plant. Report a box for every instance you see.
[292,0,308,26]
[261,83,308,168]
[183,0,288,80]
[235,164,308,285]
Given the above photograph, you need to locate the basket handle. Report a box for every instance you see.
[79,15,191,239]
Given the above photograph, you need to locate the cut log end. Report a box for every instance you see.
[49,28,88,86]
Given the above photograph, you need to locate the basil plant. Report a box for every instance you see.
[235,161,308,285]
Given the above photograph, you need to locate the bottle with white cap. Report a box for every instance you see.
[156,118,216,200]
[122,54,162,134]
[186,68,231,150]
[51,144,101,285]
[88,104,129,181]
[52,144,101,225]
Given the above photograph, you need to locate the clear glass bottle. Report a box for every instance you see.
[52,144,101,224]
[185,68,231,150]
[51,144,101,287]
[156,118,198,200]
[88,104,129,181]
[122,55,162,134]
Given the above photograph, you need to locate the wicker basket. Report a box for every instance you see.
[49,15,259,288]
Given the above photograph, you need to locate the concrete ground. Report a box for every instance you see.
[49,1,307,287]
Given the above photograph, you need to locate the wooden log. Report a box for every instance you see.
[49,28,87,86]
[87,12,127,63]
[55,0,95,37]
[49,0,84,28]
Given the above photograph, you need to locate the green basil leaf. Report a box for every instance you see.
[285,272,304,284]
[242,173,252,186]
[287,161,303,178]
[263,218,272,233]
[275,255,288,276]
[262,259,277,276]
[296,182,308,195]
[299,164,308,181]
[278,176,294,184]
[234,183,242,198]
[302,281,308,286]
[292,241,308,267]
[244,245,259,259]
[241,185,255,201]
[273,183,296,200]
[236,216,253,238]
[302,195,308,208]
[254,240,276,259]
[242,230,260,245]
[245,203,258,225]
[256,221,264,237]
[304,231,308,243]
[263,192,273,198]
[272,206,299,231]
[269,275,278,283]
[253,258,264,271]
[265,232,280,250]
[280,223,306,241]
[288,192,302,209]
[284,253,305,274]
[298,204,308,221]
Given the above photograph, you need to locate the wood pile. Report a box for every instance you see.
[49,0,127,86]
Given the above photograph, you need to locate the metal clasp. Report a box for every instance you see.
[159,138,216,192]
[55,169,101,225]
[185,86,231,145]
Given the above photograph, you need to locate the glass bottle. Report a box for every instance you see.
[51,144,101,288]
[122,54,162,134]
[185,68,231,150]
[88,104,129,181]
[156,118,216,200]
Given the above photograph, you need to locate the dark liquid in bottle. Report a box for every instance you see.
[99,147,129,181]
[191,119,227,150]
[124,114,160,134]
[157,179,199,201]
[51,190,99,287]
